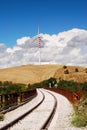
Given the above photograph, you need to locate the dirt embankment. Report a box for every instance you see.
[46,88,82,104]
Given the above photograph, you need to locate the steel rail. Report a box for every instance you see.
[0,89,57,130]
[40,89,57,130]
[0,89,45,130]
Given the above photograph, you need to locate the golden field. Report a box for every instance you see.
[0,64,87,84]
[0,65,61,84]
[54,65,87,82]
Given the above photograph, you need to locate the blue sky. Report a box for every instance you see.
[0,0,87,47]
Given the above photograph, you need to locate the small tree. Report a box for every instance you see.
[85,69,87,73]
[63,65,67,69]
[64,69,69,74]
[75,68,79,72]
[48,77,57,87]
[0,81,2,86]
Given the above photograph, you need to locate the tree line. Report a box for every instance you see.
[0,78,87,94]
[0,81,27,94]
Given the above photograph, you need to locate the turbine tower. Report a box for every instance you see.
[38,24,41,65]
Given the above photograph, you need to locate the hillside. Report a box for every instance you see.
[0,65,61,84]
[0,65,87,84]
[54,66,87,82]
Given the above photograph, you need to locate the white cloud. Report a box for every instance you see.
[0,28,87,68]
[17,37,30,45]
[0,43,6,53]
[70,48,81,56]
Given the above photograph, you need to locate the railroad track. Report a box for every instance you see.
[0,89,57,130]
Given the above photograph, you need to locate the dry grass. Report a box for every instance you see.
[0,64,62,84]
[0,65,87,84]
[54,65,87,82]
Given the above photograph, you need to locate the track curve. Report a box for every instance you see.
[0,89,58,130]
[0,89,44,130]
[40,89,57,130]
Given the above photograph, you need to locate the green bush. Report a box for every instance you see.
[27,77,57,89]
[72,95,87,127]
[58,80,78,92]
[72,114,87,127]
[0,81,26,94]
[80,82,87,94]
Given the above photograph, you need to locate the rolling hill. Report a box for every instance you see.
[54,65,87,82]
[0,65,61,84]
[0,64,87,84]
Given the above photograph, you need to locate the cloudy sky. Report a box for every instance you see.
[0,28,87,68]
[0,0,87,68]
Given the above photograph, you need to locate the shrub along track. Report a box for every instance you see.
[0,89,57,130]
